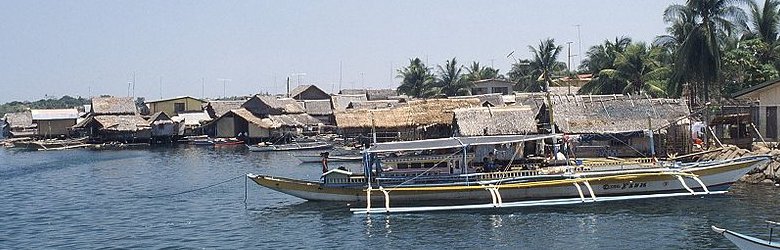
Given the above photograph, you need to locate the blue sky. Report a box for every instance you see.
[0,0,680,102]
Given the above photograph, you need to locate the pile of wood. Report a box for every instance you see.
[696,145,780,184]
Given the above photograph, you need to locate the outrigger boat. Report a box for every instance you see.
[294,154,363,163]
[713,221,780,250]
[247,134,771,214]
[247,141,332,152]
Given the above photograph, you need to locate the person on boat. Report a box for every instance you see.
[484,152,497,172]
[321,152,330,173]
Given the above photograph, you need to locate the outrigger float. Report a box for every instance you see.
[247,134,771,214]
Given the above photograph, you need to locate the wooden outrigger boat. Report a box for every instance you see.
[247,134,771,213]
[247,141,332,152]
[12,137,89,151]
[294,154,362,163]
[713,221,780,250]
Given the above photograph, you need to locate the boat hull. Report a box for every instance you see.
[713,226,780,250]
[248,155,770,203]
[294,155,362,163]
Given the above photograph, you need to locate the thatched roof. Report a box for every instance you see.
[205,100,245,118]
[91,97,137,115]
[267,113,322,127]
[546,95,690,133]
[146,111,172,125]
[346,100,402,110]
[4,111,34,129]
[252,96,305,114]
[145,96,205,104]
[289,85,330,100]
[450,94,504,107]
[331,94,368,111]
[339,89,367,95]
[230,109,275,128]
[366,89,397,100]
[335,98,482,129]
[454,106,538,136]
[302,100,333,115]
[172,111,212,126]
[79,115,150,132]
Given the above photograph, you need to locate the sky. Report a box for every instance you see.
[0,0,682,102]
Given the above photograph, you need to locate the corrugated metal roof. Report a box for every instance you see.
[31,109,79,120]
[172,111,212,126]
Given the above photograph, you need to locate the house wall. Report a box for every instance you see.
[216,117,235,138]
[151,123,176,137]
[471,81,513,95]
[149,98,204,116]
[742,83,780,141]
[248,124,270,138]
[35,119,76,137]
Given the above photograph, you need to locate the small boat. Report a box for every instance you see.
[247,141,332,152]
[294,154,363,163]
[213,138,244,146]
[13,137,89,151]
[713,222,780,249]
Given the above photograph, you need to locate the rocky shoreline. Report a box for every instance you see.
[699,145,780,184]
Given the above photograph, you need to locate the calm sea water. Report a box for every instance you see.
[1,145,779,249]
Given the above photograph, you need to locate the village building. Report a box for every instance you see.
[536,95,690,157]
[289,85,330,101]
[171,111,212,136]
[346,100,402,110]
[331,94,368,112]
[73,96,150,142]
[301,100,334,125]
[31,109,79,138]
[203,100,246,119]
[449,93,505,107]
[147,111,176,142]
[732,78,780,142]
[471,79,514,95]
[2,111,35,138]
[334,98,482,142]
[241,95,305,115]
[145,96,206,116]
[206,95,320,141]
[339,89,398,101]
[453,106,538,136]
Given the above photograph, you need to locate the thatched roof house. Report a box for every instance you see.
[331,94,368,111]
[91,97,137,115]
[335,98,481,130]
[204,100,245,119]
[289,85,330,100]
[243,95,305,115]
[541,95,690,134]
[3,111,34,130]
[450,93,505,107]
[453,106,538,136]
[76,115,150,132]
[346,100,402,110]
[339,89,398,100]
[267,113,322,127]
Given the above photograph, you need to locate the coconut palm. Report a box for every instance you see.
[436,57,472,96]
[507,59,540,91]
[666,0,747,103]
[746,0,780,45]
[598,43,670,97]
[464,62,501,82]
[397,58,437,98]
[528,38,566,91]
[578,37,633,95]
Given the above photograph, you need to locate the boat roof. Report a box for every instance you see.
[367,134,560,153]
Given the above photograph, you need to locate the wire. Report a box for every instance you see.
[140,174,245,199]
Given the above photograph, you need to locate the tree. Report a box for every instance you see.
[396,58,437,98]
[722,38,779,93]
[507,59,541,91]
[528,38,566,91]
[464,62,501,82]
[436,57,472,96]
[665,0,747,104]
[746,0,780,45]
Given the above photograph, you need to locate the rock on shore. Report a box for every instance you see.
[696,145,780,184]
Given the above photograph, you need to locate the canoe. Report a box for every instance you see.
[713,224,780,250]
[247,142,332,152]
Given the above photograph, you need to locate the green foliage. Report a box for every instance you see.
[528,38,566,91]
[397,58,437,98]
[464,62,502,82]
[435,57,472,96]
[722,38,780,93]
[0,96,90,116]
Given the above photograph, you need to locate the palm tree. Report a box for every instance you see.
[464,62,501,82]
[396,58,437,98]
[666,0,747,104]
[578,37,634,95]
[436,57,472,96]
[507,59,540,91]
[604,43,669,96]
[528,38,565,91]
[746,0,780,45]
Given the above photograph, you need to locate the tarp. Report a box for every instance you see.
[367,134,560,153]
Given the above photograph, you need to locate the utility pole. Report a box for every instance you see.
[339,61,343,92]
[201,77,205,98]
[575,24,582,69]
[159,76,163,99]
[286,77,290,98]
[566,41,576,95]
[217,78,231,98]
